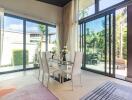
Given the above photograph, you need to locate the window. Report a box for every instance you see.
[79,0,95,19]
[85,17,105,72]
[0,16,24,72]
[0,13,56,73]
[99,0,125,11]
[26,21,46,68]
[48,26,57,51]
[78,0,127,20]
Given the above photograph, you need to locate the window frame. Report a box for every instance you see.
[79,0,129,21]
[0,13,56,74]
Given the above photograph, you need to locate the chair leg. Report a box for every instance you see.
[80,73,82,87]
[59,74,61,83]
[47,76,50,88]
[53,71,57,79]
[42,70,45,84]
[38,68,40,80]
[71,75,73,91]
[62,73,65,84]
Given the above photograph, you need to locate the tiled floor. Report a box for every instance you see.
[0,69,132,100]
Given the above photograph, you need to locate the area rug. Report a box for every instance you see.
[0,88,16,97]
[80,81,132,100]
[1,83,58,100]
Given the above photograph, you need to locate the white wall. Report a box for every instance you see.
[0,0,62,24]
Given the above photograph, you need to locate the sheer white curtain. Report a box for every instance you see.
[56,0,79,61]
[0,7,4,66]
[56,22,63,51]
[67,0,79,61]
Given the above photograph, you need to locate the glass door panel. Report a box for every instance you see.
[81,4,128,79]
[48,26,57,51]
[0,16,24,72]
[115,7,127,79]
[85,17,105,72]
[82,12,115,76]
[26,21,46,68]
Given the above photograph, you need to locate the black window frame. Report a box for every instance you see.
[0,13,56,74]
[79,0,130,80]
[79,0,129,23]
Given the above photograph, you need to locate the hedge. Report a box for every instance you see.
[12,50,28,66]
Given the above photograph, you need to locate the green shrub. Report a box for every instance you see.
[13,50,28,66]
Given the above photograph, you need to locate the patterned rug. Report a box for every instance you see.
[81,81,132,100]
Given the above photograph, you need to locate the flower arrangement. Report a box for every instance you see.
[50,47,56,59]
[61,46,68,61]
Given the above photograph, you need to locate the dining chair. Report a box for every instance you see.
[45,51,52,67]
[46,51,60,70]
[41,52,61,87]
[45,51,52,59]
[62,52,83,90]
[66,52,71,61]
[37,51,44,81]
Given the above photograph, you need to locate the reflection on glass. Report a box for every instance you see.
[0,16,23,72]
[79,0,95,19]
[85,17,105,72]
[48,26,57,51]
[99,0,124,11]
[26,21,46,68]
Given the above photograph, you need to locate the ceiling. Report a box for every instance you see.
[37,0,71,7]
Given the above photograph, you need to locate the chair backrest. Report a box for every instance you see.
[72,52,83,75]
[37,51,43,69]
[45,51,52,59]
[66,52,71,61]
[41,52,49,74]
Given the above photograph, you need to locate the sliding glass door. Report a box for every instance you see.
[0,16,24,73]
[80,11,115,76]
[115,7,127,79]
[26,21,46,69]
[85,17,105,72]
[80,7,128,79]
[0,13,57,74]
[47,26,57,51]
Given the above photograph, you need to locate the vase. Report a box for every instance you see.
[63,52,66,61]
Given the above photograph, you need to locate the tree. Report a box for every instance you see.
[38,24,46,51]
[39,24,46,34]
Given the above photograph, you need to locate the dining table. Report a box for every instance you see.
[48,58,73,83]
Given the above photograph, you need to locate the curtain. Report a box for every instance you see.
[56,0,79,61]
[62,2,72,48]
[66,0,79,61]
[63,0,78,61]
[56,22,63,51]
[0,7,4,66]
